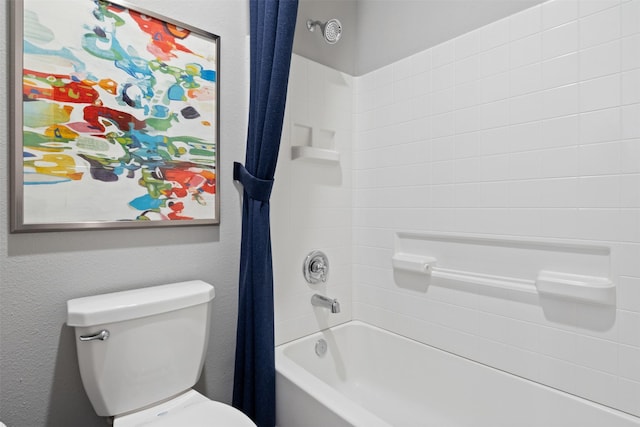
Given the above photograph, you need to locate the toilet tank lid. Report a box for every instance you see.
[67,280,215,327]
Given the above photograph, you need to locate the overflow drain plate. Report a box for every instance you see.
[315,339,327,357]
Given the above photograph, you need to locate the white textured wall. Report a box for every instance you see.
[0,1,249,426]
[272,55,353,345]
[353,0,640,417]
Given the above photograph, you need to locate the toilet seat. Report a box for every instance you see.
[114,389,256,427]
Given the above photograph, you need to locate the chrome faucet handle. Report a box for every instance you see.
[303,250,329,284]
[310,259,326,281]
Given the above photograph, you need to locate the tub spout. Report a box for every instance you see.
[311,294,340,314]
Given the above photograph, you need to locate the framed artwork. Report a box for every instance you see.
[11,0,220,232]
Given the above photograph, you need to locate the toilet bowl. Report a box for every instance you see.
[66,280,255,426]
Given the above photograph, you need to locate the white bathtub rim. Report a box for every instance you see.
[276,334,391,427]
[276,320,640,425]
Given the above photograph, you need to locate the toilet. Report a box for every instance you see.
[66,280,255,426]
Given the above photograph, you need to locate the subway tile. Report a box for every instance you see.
[543,0,579,30]
[622,34,640,71]
[617,378,640,416]
[579,0,621,17]
[540,146,580,177]
[577,176,621,208]
[576,208,627,240]
[431,162,455,185]
[510,34,543,69]
[509,121,544,151]
[540,208,580,238]
[431,111,455,138]
[539,178,579,207]
[455,81,480,109]
[455,157,481,183]
[479,126,511,155]
[431,136,455,161]
[618,276,640,312]
[431,87,455,115]
[614,243,640,277]
[542,21,579,60]
[579,107,622,144]
[480,181,510,207]
[579,141,621,175]
[455,55,479,85]
[510,4,542,41]
[623,68,640,105]
[579,5,621,49]
[620,174,640,207]
[620,344,640,382]
[574,334,619,374]
[619,310,640,346]
[543,114,580,147]
[579,39,621,81]
[479,72,511,103]
[432,63,456,89]
[621,139,640,173]
[509,180,543,207]
[454,183,483,207]
[480,154,511,181]
[510,62,543,96]
[510,91,545,124]
[509,151,542,180]
[542,52,579,89]
[622,104,640,139]
[621,0,640,36]
[479,45,510,77]
[543,83,580,119]
[538,326,578,361]
[572,366,619,409]
[454,132,479,158]
[479,99,510,129]
[394,76,419,103]
[579,74,621,112]
[480,17,511,51]
[455,106,480,134]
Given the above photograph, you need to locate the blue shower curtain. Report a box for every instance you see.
[232,0,298,426]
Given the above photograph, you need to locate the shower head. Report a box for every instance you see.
[306,18,342,44]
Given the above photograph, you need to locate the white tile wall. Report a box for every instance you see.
[353,0,640,418]
[272,55,353,345]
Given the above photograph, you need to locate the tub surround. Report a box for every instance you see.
[274,0,640,420]
[353,0,640,417]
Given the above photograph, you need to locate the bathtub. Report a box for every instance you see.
[275,321,640,427]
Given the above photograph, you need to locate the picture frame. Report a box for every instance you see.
[10,0,220,232]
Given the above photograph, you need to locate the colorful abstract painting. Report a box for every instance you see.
[13,0,219,231]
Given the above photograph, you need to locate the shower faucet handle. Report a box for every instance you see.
[303,250,329,284]
[310,258,327,280]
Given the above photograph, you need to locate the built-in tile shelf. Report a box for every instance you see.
[291,122,340,163]
[291,145,340,162]
[392,232,615,305]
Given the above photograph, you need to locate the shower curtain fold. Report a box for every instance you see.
[232,0,298,426]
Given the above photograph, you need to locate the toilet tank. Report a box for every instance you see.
[67,281,215,417]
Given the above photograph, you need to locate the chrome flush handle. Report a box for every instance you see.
[79,330,110,342]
